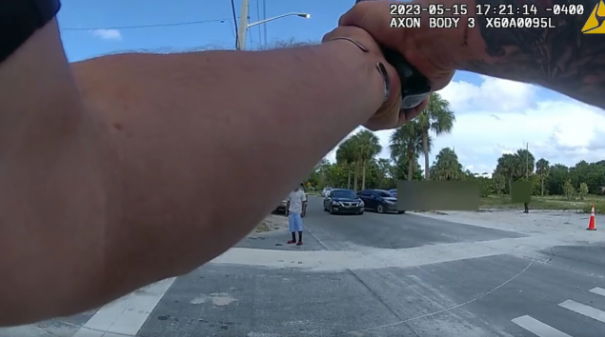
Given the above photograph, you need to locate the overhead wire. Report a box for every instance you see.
[62,18,231,31]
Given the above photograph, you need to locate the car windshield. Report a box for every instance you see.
[378,191,392,197]
[331,190,357,199]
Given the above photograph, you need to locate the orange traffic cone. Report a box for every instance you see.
[587,204,597,231]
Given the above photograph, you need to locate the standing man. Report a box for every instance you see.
[287,184,307,246]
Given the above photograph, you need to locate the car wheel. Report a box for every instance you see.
[358,211,364,215]
[377,205,384,213]
[329,206,335,215]
[398,210,405,214]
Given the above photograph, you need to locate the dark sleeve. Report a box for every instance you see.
[1,0,61,63]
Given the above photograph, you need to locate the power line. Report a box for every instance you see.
[62,18,231,31]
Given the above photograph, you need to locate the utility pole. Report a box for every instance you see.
[235,1,310,50]
[526,142,529,179]
[524,142,529,213]
[237,0,249,50]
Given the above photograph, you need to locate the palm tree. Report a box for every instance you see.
[349,136,362,191]
[376,158,394,188]
[495,153,516,194]
[495,149,535,194]
[430,147,463,181]
[351,130,382,191]
[417,93,455,180]
[336,139,357,190]
[536,159,550,196]
[515,149,535,179]
[390,121,426,181]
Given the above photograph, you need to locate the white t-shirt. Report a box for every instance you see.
[287,189,307,214]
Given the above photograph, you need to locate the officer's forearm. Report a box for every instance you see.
[71,40,386,313]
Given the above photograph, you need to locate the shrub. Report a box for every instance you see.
[579,182,589,200]
[563,180,575,200]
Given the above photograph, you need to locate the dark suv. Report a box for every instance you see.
[323,189,364,215]
[358,189,403,214]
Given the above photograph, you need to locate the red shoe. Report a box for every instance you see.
[296,241,303,246]
[287,240,296,244]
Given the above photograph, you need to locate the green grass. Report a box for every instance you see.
[480,194,605,213]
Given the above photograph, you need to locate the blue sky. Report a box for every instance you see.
[59,0,353,60]
[56,0,604,175]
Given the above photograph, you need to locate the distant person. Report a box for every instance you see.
[287,184,307,246]
[1,0,603,326]
[524,202,529,214]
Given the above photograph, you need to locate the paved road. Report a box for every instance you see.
[3,197,605,337]
[301,197,523,250]
[237,197,522,251]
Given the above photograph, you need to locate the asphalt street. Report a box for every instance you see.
[3,196,605,337]
[237,197,523,251]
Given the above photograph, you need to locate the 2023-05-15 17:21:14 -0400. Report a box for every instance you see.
[389,3,585,16]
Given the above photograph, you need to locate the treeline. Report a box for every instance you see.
[307,146,470,192]
[493,155,605,198]
[307,145,605,199]
[305,92,604,198]
[487,149,605,198]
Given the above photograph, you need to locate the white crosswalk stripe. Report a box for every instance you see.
[512,286,605,336]
[590,287,605,297]
[559,299,605,324]
[512,315,573,337]
[72,277,176,337]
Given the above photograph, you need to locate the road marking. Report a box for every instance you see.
[590,287,605,297]
[72,277,176,337]
[511,315,572,337]
[559,299,605,323]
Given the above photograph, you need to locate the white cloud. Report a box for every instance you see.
[91,29,122,41]
[323,75,605,175]
[427,99,605,173]
[438,75,536,114]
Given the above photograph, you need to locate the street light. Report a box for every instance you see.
[247,13,311,29]
[236,0,311,50]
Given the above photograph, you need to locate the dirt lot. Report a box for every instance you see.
[252,214,288,234]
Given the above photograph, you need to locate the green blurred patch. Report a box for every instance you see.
[511,181,531,203]
[398,181,480,211]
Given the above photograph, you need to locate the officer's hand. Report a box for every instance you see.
[339,0,482,91]
[323,26,426,130]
